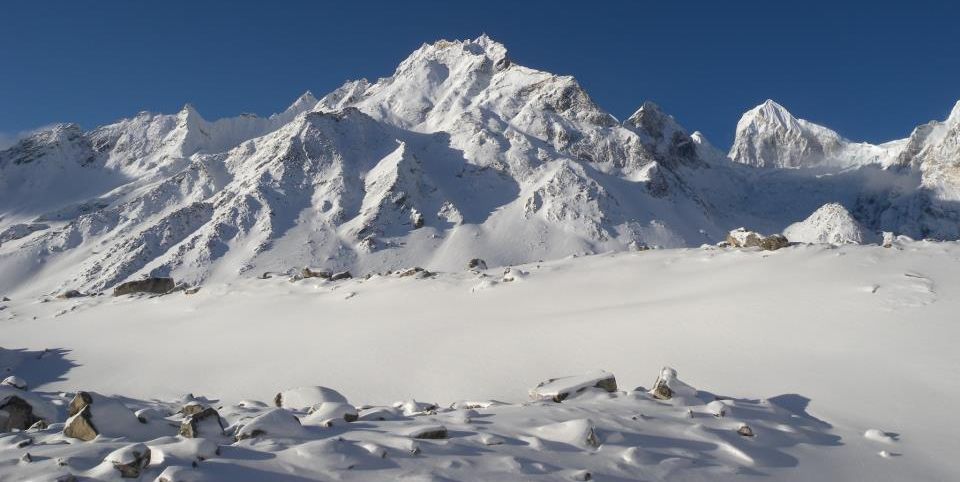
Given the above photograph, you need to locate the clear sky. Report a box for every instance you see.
[2,1,958,149]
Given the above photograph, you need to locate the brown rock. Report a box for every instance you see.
[113,277,175,296]
[63,406,98,441]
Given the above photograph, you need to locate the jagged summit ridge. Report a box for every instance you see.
[0,36,959,296]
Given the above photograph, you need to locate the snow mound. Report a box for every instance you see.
[784,203,878,245]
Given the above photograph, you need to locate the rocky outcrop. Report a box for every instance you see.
[112,277,175,296]
[530,371,618,403]
[726,228,789,251]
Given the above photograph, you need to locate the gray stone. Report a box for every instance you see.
[113,277,175,296]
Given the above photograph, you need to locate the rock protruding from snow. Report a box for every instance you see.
[530,371,618,403]
[63,391,145,441]
[0,386,56,431]
[726,228,789,251]
[648,367,699,403]
[784,203,878,245]
[102,443,151,478]
[112,277,175,296]
[179,407,226,438]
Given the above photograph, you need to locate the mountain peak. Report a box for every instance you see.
[740,99,799,131]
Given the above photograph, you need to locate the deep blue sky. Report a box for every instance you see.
[2,1,958,149]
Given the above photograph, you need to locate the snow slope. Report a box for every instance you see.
[1,242,958,480]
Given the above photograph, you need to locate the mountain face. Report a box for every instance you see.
[1,35,958,296]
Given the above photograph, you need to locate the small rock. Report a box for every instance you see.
[1,375,27,390]
[104,443,151,478]
[406,424,448,440]
[113,277,175,296]
[183,287,201,295]
[55,290,85,299]
[467,258,488,270]
[20,452,31,463]
[397,267,433,278]
[571,469,593,481]
[330,271,352,281]
[737,424,755,437]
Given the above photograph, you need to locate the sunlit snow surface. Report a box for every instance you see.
[2,241,959,480]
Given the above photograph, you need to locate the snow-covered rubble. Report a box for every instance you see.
[0,367,845,481]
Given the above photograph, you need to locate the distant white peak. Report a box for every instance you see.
[737,99,803,132]
[286,90,319,113]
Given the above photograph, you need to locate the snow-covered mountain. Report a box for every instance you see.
[1,35,958,296]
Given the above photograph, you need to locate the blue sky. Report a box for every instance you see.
[2,1,958,149]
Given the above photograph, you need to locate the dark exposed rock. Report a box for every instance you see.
[179,407,225,439]
[758,234,789,251]
[113,277,175,296]
[467,258,488,270]
[55,290,85,299]
[330,271,352,281]
[737,424,755,437]
[0,396,41,432]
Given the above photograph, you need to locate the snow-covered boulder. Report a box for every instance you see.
[530,371,618,402]
[63,391,148,441]
[648,367,699,403]
[303,402,358,425]
[274,386,349,411]
[101,443,151,478]
[784,203,878,245]
[533,418,600,449]
[235,408,306,440]
[1,375,27,390]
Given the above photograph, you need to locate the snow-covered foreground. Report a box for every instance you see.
[2,242,959,480]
